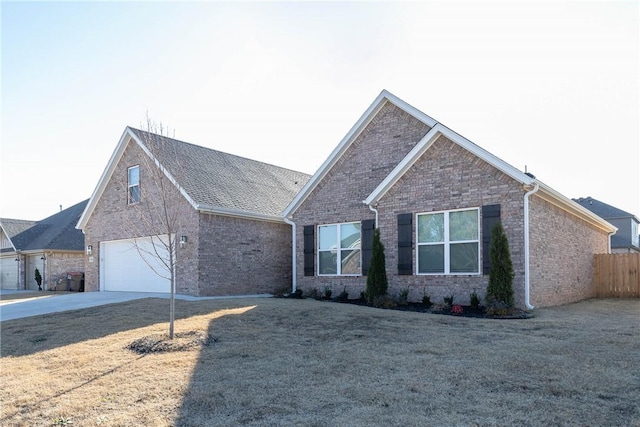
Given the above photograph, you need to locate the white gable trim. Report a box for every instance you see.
[77,127,132,231]
[127,129,199,211]
[76,127,198,231]
[362,123,615,233]
[282,89,438,217]
[364,123,535,206]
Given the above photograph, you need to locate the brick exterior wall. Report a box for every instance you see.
[291,104,610,309]
[83,137,290,297]
[198,214,293,296]
[292,101,433,296]
[8,251,83,291]
[376,136,527,306]
[529,196,609,307]
[84,139,200,294]
[45,252,85,290]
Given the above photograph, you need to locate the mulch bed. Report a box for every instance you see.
[283,293,532,319]
[127,331,218,354]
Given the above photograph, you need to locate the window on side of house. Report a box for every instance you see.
[318,222,361,276]
[416,208,480,275]
[128,165,140,205]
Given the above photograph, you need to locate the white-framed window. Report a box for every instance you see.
[318,222,361,276]
[128,165,140,205]
[416,208,480,275]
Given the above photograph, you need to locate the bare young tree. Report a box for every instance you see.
[127,115,184,339]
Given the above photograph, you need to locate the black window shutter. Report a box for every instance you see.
[482,204,501,275]
[397,213,413,275]
[361,219,375,276]
[303,225,315,276]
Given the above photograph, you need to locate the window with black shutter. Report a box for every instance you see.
[397,213,413,275]
[361,219,375,275]
[481,204,501,275]
[303,225,315,276]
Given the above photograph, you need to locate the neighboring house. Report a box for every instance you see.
[573,197,640,253]
[76,127,311,296]
[283,90,617,309]
[0,200,87,290]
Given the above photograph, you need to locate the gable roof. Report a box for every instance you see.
[77,127,311,229]
[1,199,88,253]
[363,123,536,205]
[0,219,36,252]
[573,197,640,223]
[284,89,616,233]
[283,90,438,217]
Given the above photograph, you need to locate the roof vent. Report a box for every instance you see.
[524,165,535,179]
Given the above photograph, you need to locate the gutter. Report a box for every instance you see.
[523,183,539,310]
[283,217,297,293]
[197,205,285,223]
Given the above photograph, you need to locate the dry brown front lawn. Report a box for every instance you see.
[1,297,638,426]
[0,291,73,302]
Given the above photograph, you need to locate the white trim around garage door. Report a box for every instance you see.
[100,235,172,293]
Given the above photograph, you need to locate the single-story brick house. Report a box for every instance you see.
[1,200,87,290]
[283,90,617,308]
[76,127,310,296]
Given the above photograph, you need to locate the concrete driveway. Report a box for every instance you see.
[0,291,270,322]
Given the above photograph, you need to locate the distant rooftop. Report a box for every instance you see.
[1,199,88,252]
[573,197,638,221]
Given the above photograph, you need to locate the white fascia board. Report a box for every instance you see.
[365,124,535,206]
[381,89,438,128]
[535,182,618,233]
[76,127,199,231]
[283,91,389,217]
[283,90,438,217]
[76,127,134,231]
[127,130,199,211]
[198,205,285,223]
[440,125,535,186]
[364,125,442,205]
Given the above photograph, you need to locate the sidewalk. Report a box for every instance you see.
[0,291,271,321]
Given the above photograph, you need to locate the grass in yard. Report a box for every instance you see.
[1,297,639,426]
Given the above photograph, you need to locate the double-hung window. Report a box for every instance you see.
[128,165,140,204]
[318,222,361,275]
[417,208,479,274]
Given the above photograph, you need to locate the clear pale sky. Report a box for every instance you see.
[1,1,638,221]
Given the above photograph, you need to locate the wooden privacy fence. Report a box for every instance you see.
[594,253,640,298]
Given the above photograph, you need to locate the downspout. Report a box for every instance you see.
[283,217,297,293]
[366,203,379,228]
[523,183,539,310]
[607,231,615,254]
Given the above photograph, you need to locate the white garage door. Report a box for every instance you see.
[0,256,18,289]
[101,236,171,293]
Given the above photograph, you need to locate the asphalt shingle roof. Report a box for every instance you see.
[1,200,88,251]
[0,219,36,251]
[129,128,311,218]
[573,197,636,219]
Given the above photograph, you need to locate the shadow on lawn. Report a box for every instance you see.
[174,300,306,426]
[0,298,242,358]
